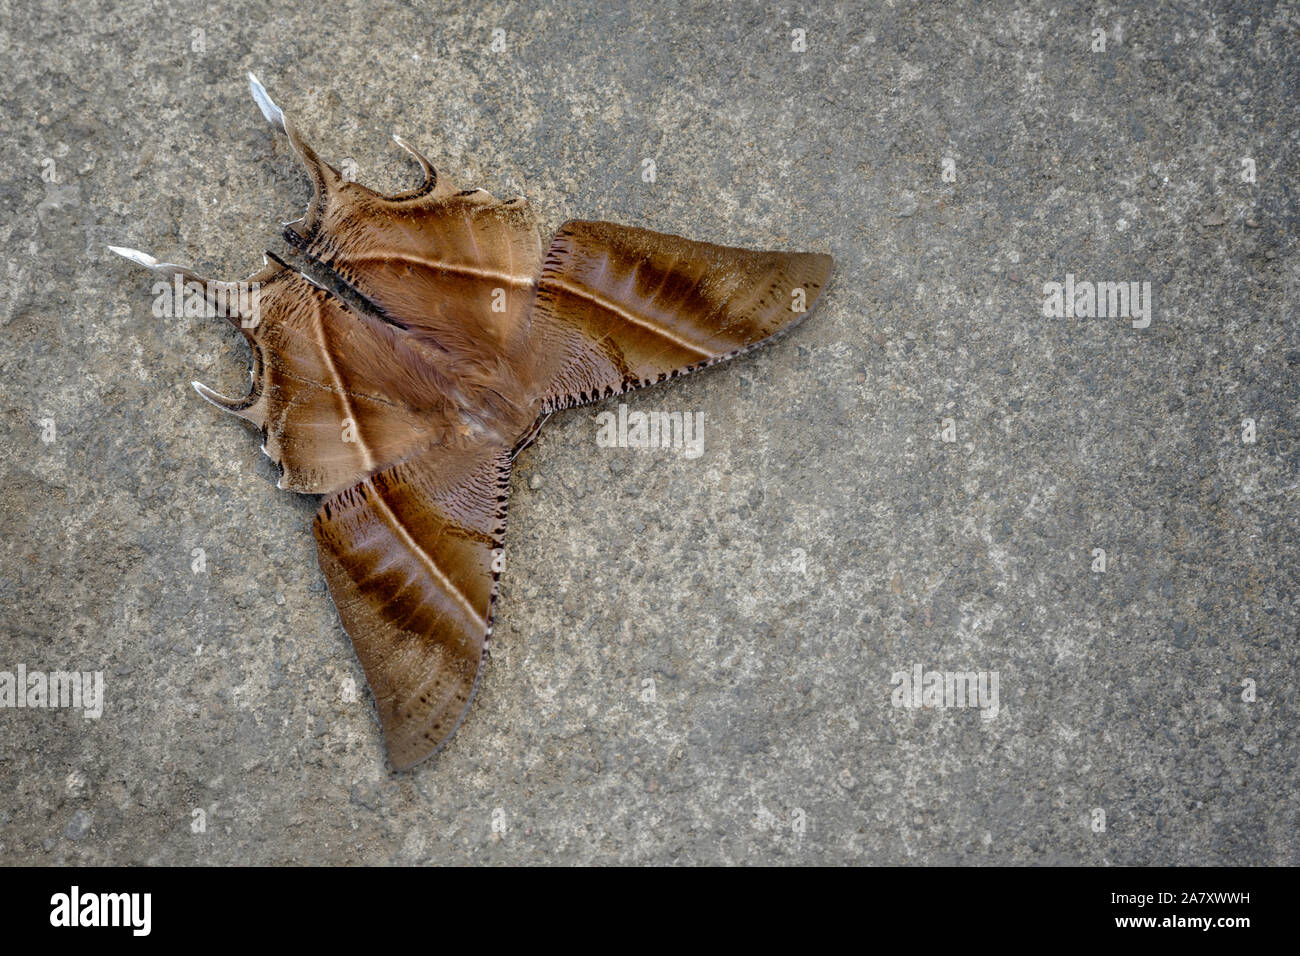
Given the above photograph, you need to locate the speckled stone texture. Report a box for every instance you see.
[0,0,1296,864]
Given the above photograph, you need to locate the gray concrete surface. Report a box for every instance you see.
[1,0,1296,865]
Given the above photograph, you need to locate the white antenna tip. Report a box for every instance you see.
[247,72,284,127]
[106,245,158,268]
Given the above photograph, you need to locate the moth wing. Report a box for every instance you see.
[281,130,544,364]
[229,259,478,495]
[313,441,512,770]
[527,220,833,409]
[111,250,464,497]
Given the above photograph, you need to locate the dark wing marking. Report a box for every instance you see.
[526,220,833,410]
[313,442,512,770]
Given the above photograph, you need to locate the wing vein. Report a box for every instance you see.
[311,298,377,472]
[367,484,484,632]
[354,252,533,288]
[541,274,713,358]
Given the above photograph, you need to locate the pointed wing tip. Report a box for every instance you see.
[107,245,158,269]
[818,251,834,283]
[193,380,260,423]
[389,134,438,193]
[109,246,200,281]
[800,249,834,277]
[192,380,228,406]
[247,71,285,128]
[386,725,456,772]
[789,250,834,293]
[388,750,425,773]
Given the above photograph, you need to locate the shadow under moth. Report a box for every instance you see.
[113,75,833,770]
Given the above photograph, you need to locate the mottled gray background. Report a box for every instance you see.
[1,0,1296,865]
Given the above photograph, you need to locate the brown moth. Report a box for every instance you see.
[112,75,832,770]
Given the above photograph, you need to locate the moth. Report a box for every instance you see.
[113,75,833,770]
